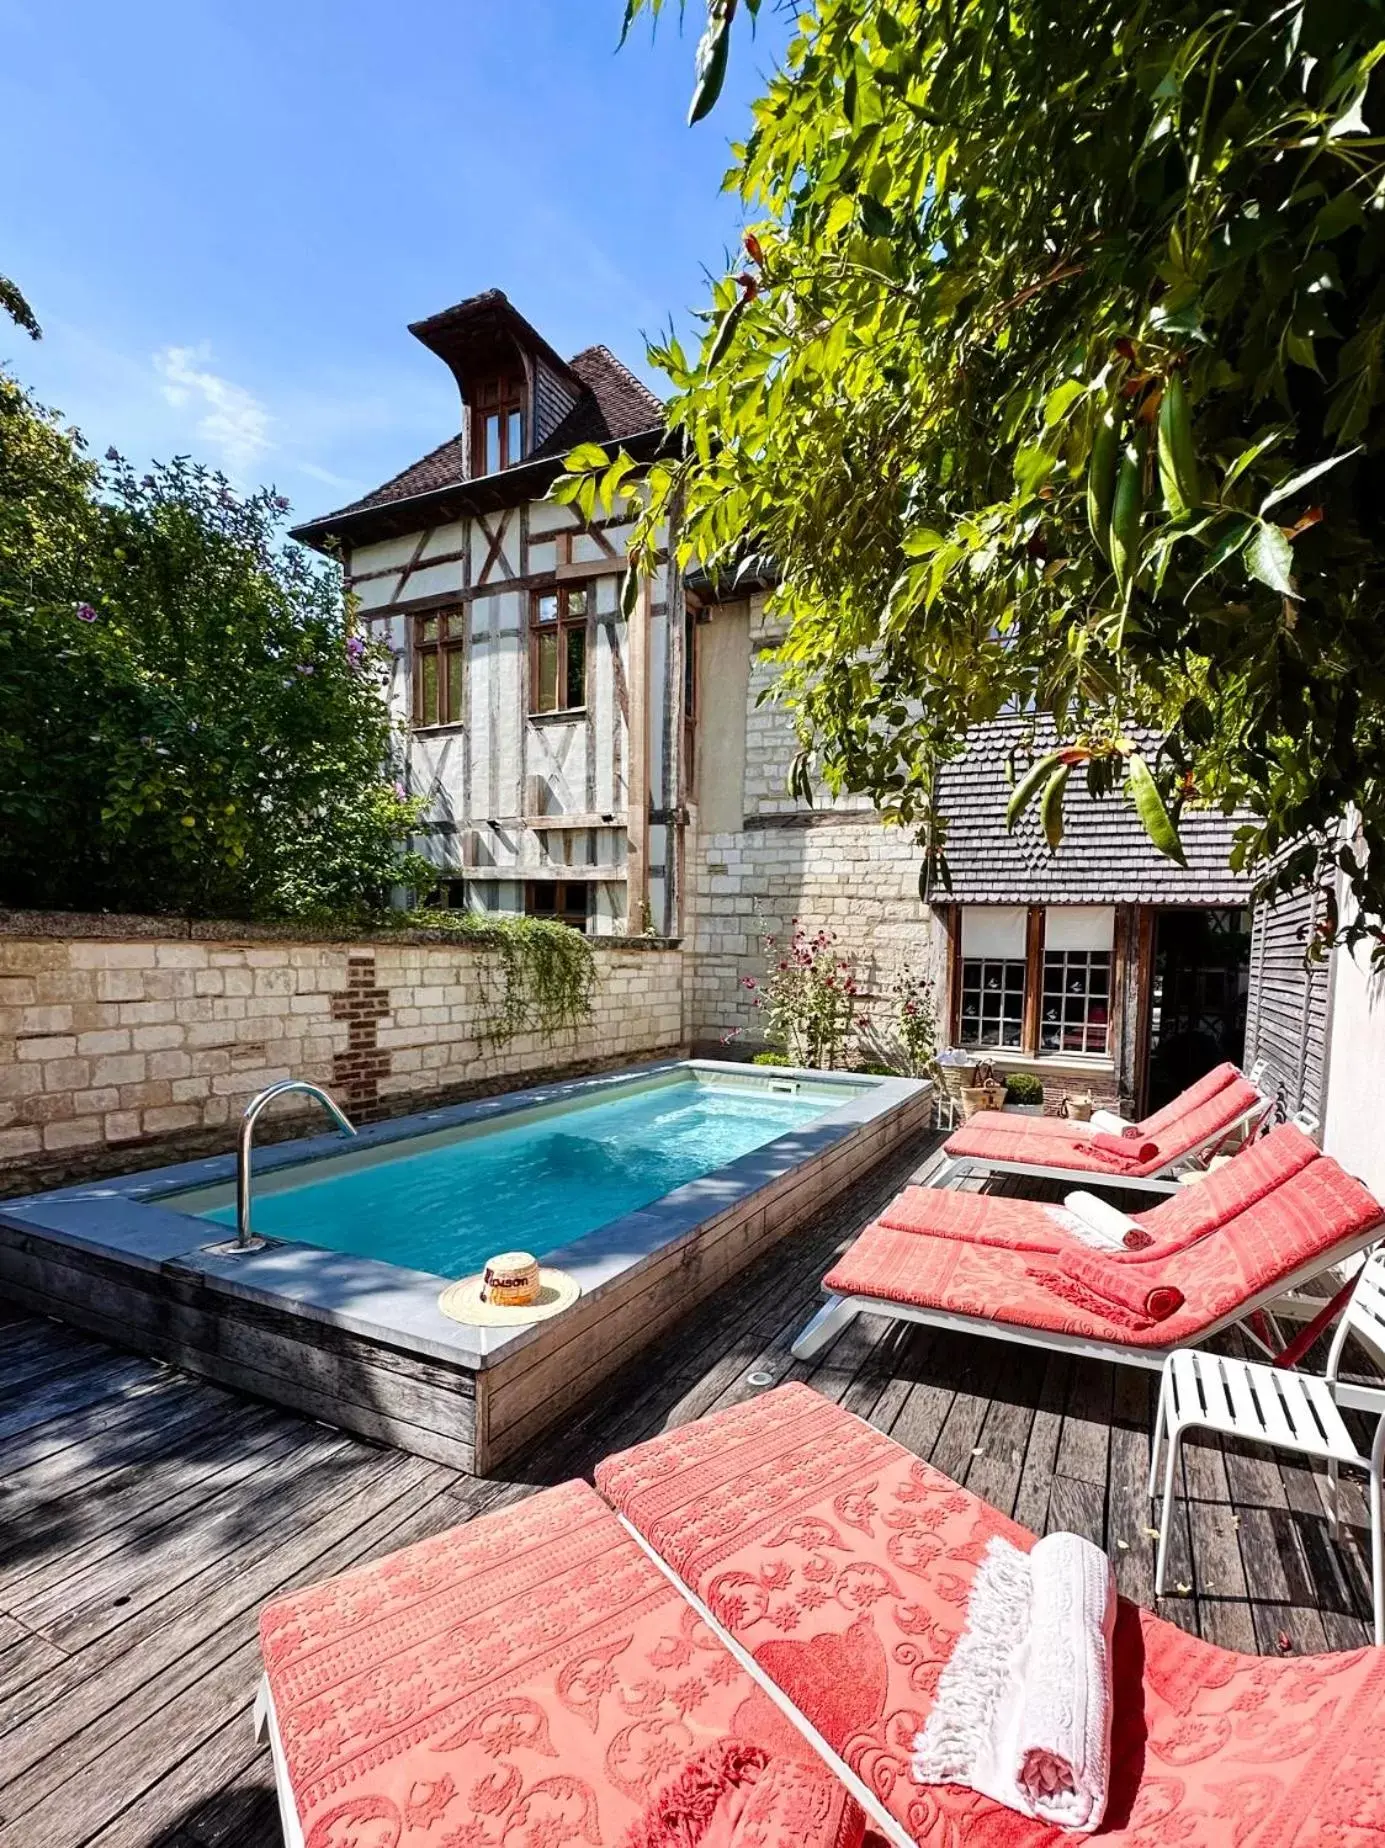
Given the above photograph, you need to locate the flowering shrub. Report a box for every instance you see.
[742,923,861,1069]
[890,969,938,1079]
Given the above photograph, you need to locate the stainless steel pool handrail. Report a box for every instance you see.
[237,1080,356,1248]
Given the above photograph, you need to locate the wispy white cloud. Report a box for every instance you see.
[295,458,363,495]
[155,342,271,473]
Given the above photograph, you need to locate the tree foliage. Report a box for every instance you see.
[596,0,1385,944]
[0,272,40,340]
[0,371,429,918]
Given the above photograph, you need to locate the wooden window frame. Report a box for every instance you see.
[528,586,589,716]
[957,951,1029,1051]
[1039,945,1113,1056]
[471,375,525,476]
[948,904,1123,1060]
[411,609,466,729]
[525,880,589,933]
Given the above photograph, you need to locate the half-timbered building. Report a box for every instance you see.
[296,290,1326,1126]
[292,291,686,939]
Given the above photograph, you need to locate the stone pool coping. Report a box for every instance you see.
[0,1059,928,1374]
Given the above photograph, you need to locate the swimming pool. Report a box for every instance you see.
[2,1060,933,1473]
[171,1073,839,1278]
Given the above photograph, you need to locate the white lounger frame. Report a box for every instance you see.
[254,1677,306,1848]
[929,1087,1280,1198]
[792,1225,1385,1413]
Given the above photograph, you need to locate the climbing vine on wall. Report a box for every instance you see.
[396,910,597,1047]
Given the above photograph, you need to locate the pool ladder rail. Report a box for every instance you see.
[236,1079,357,1249]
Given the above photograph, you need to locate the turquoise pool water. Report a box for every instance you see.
[192,1077,836,1278]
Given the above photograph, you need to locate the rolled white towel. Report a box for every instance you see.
[912,1532,1117,1834]
[1089,1108,1133,1134]
[1062,1189,1148,1251]
[1017,1532,1117,1831]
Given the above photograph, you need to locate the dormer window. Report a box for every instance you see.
[472,375,525,475]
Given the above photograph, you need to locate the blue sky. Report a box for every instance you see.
[0,0,790,518]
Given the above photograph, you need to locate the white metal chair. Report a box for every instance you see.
[1149,1242,1385,1642]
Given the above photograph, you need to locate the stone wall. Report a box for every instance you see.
[687,597,944,1057]
[0,917,684,1191]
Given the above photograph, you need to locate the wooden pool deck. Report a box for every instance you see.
[0,1125,1379,1847]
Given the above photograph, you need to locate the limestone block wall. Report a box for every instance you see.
[687,597,944,1055]
[0,918,684,1189]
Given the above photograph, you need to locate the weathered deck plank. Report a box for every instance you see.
[0,1123,1378,1846]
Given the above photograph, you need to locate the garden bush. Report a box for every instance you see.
[0,372,428,920]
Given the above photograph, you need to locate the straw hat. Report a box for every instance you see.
[438,1250,581,1327]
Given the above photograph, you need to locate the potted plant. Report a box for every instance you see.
[1004,1070,1045,1115]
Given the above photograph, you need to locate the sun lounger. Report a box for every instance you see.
[596,1384,1385,1845]
[933,1061,1272,1194]
[253,1382,1385,1846]
[877,1121,1320,1256]
[792,1139,1385,1391]
[254,1475,865,1848]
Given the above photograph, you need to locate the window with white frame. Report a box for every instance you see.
[959,907,1028,1049]
[1041,907,1114,1054]
[956,905,1115,1057]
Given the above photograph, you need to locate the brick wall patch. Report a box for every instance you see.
[331,954,392,1117]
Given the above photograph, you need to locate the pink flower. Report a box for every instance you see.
[393,780,407,800]
[75,602,98,622]
[345,635,366,664]
[741,976,757,990]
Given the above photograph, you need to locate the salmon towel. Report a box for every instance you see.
[626,1741,864,1848]
[1059,1247,1184,1321]
[913,1532,1117,1833]
[1087,1132,1159,1165]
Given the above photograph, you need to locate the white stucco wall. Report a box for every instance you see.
[1322,927,1385,1194]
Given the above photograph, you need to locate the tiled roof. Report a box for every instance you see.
[933,715,1252,906]
[530,346,664,460]
[298,345,663,534]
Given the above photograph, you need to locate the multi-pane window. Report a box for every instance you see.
[959,957,1027,1048]
[412,610,465,728]
[954,905,1116,1057]
[530,587,588,714]
[471,376,525,475]
[1041,949,1111,1055]
[525,880,589,933]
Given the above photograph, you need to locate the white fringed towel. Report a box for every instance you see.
[912,1532,1117,1833]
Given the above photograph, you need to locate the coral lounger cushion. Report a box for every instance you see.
[945,1068,1259,1177]
[876,1124,1323,1260]
[824,1150,1382,1347]
[596,1383,1385,1846]
[259,1478,863,1848]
